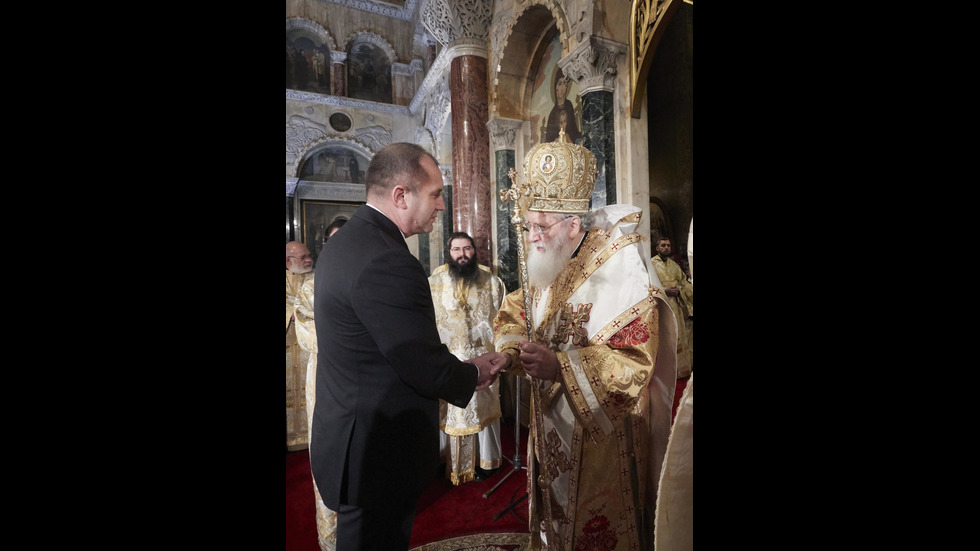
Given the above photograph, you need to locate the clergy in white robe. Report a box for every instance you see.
[429,232,508,484]
[286,241,315,451]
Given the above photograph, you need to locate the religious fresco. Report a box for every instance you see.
[530,34,581,147]
[298,145,368,184]
[286,31,331,94]
[347,42,392,104]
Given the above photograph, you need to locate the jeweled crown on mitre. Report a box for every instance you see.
[522,127,597,214]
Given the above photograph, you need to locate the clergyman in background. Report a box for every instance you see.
[429,231,507,484]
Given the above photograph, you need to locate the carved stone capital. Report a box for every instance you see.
[487,117,523,152]
[447,36,488,58]
[421,0,493,48]
[329,50,347,64]
[558,36,627,95]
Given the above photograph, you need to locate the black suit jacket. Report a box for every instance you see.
[310,205,477,510]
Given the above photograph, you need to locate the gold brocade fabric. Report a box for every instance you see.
[289,271,338,550]
[651,256,693,378]
[286,270,315,451]
[493,205,678,551]
[429,264,507,484]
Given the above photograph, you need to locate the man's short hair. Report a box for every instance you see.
[446,231,475,252]
[365,143,439,197]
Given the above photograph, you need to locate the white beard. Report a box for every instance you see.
[526,233,578,289]
[288,264,312,274]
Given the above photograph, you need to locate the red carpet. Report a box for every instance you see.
[287,377,688,550]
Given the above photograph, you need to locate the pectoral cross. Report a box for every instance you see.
[555,303,592,347]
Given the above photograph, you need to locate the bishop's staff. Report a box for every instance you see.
[500,167,535,338]
[483,165,534,507]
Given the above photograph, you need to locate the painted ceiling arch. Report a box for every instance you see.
[286,17,339,51]
[296,137,374,184]
[343,30,398,64]
[491,1,570,121]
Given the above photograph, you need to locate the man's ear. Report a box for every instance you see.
[392,185,409,209]
[567,215,582,235]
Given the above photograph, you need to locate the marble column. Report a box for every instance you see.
[581,90,616,208]
[440,165,454,268]
[487,117,523,293]
[559,37,626,209]
[422,0,495,268]
[330,50,347,96]
[449,53,492,267]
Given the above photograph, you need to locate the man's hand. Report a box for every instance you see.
[468,351,510,390]
[519,341,559,381]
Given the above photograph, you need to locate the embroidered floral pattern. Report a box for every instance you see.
[544,428,573,480]
[575,512,619,550]
[606,318,649,348]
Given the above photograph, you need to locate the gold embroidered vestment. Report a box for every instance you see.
[494,205,678,551]
[429,264,507,484]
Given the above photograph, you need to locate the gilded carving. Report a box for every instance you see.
[629,0,676,117]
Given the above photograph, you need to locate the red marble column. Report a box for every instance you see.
[449,55,492,267]
[332,62,346,96]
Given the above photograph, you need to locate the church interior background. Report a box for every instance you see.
[286,0,693,290]
[286,0,691,479]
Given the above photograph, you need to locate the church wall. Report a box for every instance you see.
[286,0,422,63]
[286,0,429,180]
[592,0,633,45]
[286,0,691,271]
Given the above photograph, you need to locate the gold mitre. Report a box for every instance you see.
[522,128,597,214]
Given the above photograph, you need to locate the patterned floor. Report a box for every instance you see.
[409,532,530,551]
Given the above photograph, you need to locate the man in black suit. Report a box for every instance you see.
[310,142,507,550]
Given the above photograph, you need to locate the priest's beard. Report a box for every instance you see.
[527,232,578,289]
[448,254,479,282]
[288,264,312,274]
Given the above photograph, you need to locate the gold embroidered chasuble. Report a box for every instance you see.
[494,205,678,551]
[429,263,507,484]
[651,255,694,378]
[286,270,315,451]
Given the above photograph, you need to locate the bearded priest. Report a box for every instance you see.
[429,231,508,484]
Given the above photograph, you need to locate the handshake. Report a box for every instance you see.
[467,351,511,391]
